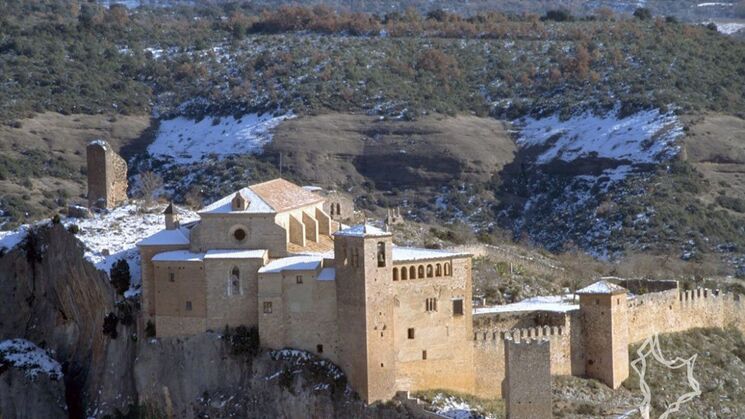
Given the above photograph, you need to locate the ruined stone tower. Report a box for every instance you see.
[87,140,128,209]
[578,280,629,389]
[333,224,395,403]
[504,337,552,419]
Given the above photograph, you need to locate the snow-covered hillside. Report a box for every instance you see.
[515,107,683,175]
[67,205,197,296]
[501,107,685,257]
[147,112,293,165]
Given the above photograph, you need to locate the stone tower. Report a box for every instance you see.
[164,203,179,230]
[333,224,395,403]
[578,280,629,388]
[505,337,552,419]
[87,140,128,209]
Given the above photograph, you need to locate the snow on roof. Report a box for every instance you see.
[302,185,323,192]
[576,280,626,295]
[199,187,274,214]
[392,246,469,262]
[334,224,390,238]
[136,227,190,246]
[204,249,267,259]
[0,339,63,380]
[152,250,204,262]
[258,256,323,274]
[473,295,579,315]
[317,267,335,281]
[249,178,325,212]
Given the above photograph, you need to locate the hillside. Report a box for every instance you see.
[3,1,745,276]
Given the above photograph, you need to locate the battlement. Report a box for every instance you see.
[473,325,566,343]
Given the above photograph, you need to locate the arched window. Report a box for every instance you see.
[229,267,241,296]
[426,265,433,278]
[401,267,408,280]
[418,265,424,278]
[377,242,386,267]
[436,264,442,277]
[444,263,451,276]
[393,268,399,281]
[409,266,416,279]
[336,203,341,215]
[330,204,335,216]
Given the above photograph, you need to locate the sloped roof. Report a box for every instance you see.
[136,227,190,246]
[258,255,323,274]
[198,178,323,215]
[576,280,626,295]
[249,178,324,212]
[334,224,391,238]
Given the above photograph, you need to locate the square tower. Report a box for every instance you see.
[333,224,395,403]
[505,337,552,419]
[86,140,128,209]
[578,280,629,388]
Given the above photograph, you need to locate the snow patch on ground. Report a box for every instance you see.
[515,107,683,169]
[0,339,63,380]
[705,21,745,34]
[147,112,294,165]
[429,393,494,419]
[0,225,29,253]
[474,294,579,315]
[65,204,197,296]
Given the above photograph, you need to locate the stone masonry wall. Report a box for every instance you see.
[505,338,552,419]
[87,140,128,209]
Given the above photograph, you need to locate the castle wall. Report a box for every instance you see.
[392,256,475,395]
[505,338,552,419]
[204,255,267,331]
[152,260,207,337]
[472,324,572,399]
[627,288,745,344]
[190,214,287,257]
[258,268,340,365]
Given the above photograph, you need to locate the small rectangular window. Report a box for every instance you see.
[296,275,303,284]
[452,299,464,316]
[422,350,427,360]
[408,328,415,339]
[263,301,273,314]
[316,344,323,353]
[185,301,192,311]
[169,272,175,282]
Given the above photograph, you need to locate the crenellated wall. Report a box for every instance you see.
[472,323,573,398]
[627,287,745,344]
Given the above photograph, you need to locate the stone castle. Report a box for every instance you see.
[137,178,745,411]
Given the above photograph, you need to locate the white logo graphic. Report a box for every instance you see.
[630,334,701,419]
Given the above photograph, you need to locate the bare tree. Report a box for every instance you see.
[139,171,163,206]
[185,186,203,209]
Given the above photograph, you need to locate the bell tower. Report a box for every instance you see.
[334,224,395,403]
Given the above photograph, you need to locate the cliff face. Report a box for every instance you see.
[0,223,136,417]
[0,224,411,419]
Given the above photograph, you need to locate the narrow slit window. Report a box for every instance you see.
[408,328,415,339]
[263,301,273,314]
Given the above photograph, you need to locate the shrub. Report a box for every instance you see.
[103,312,119,339]
[543,9,573,22]
[51,214,61,224]
[716,196,745,213]
[67,224,80,234]
[110,259,131,295]
[223,325,260,357]
[633,8,653,20]
[145,320,156,338]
